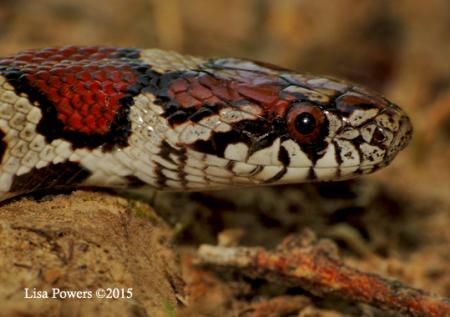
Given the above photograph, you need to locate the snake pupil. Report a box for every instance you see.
[294,112,316,135]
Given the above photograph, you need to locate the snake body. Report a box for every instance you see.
[0,46,412,201]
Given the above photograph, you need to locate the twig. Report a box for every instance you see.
[197,230,450,317]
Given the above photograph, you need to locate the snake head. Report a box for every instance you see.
[135,56,413,189]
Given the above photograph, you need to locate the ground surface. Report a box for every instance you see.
[0,1,449,316]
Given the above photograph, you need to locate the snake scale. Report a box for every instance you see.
[0,46,412,201]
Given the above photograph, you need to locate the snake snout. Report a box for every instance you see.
[390,114,413,152]
[380,106,413,164]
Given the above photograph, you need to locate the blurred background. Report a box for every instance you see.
[0,1,449,315]
[0,0,449,195]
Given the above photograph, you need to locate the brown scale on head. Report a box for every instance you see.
[165,66,326,132]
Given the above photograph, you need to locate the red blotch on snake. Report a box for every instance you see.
[1,47,138,135]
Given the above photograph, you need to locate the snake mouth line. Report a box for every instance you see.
[256,163,382,169]
[223,161,386,170]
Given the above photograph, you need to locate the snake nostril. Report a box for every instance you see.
[372,127,387,145]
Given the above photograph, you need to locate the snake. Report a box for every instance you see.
[0,46,412,201]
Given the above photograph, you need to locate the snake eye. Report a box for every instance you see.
[287,102,325,143]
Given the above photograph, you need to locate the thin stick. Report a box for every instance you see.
[197,231,450,317]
